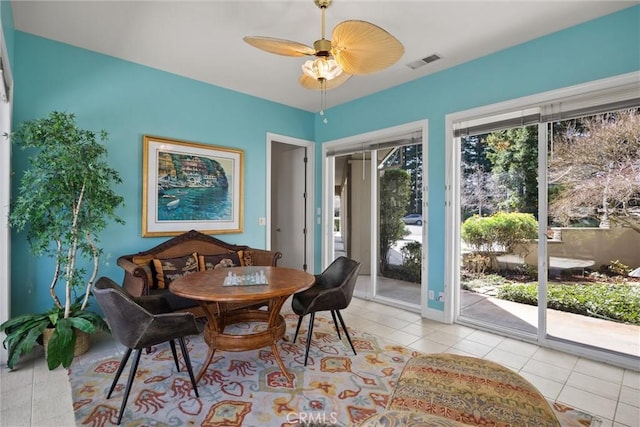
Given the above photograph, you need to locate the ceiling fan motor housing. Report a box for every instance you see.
[313,39,332,57]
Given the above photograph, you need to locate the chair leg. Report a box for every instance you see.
[178,337,199,398]
[117,348,143,425]
[293,315,304,343]
[330,310,342,340]
[303,312,316,366]
[335,310,357,356]
[107,348,132,399]
[169,339,180,372]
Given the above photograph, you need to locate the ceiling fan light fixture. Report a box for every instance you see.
[301,57,343,81]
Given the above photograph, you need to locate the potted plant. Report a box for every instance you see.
[0,111,124,370]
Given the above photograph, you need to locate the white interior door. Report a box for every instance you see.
[271,142,307,270]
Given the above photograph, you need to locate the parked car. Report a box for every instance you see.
[402,213,423,225]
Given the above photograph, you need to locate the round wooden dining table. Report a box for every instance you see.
[170,266,315,383]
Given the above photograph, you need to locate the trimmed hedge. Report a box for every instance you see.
[497,282,640,325]
[461,212,538,253]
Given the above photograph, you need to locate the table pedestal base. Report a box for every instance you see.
[196,301,292,383]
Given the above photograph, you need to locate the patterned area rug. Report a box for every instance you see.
[67,311,599,426]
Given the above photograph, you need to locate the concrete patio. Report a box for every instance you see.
[361,275,640,358]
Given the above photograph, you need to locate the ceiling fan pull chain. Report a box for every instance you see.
[320,79,328,124]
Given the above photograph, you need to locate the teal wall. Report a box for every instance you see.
[10,32,313,315]
[315,5,640,311]
[8,5,640,316]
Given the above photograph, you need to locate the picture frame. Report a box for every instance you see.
[142,135,243,236]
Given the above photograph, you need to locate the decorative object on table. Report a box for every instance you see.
[0,111,123,370]
[292,256,361,365]
[93,277,200,425]
[142,135,243,236]
[67,311,599,426]
[223,269,268,286]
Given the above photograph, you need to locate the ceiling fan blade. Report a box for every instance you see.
[331,20,404,75]
[299,72,352,91]
[243,36,316,57]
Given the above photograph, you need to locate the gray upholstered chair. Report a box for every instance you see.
[292,256,361,366]
[93,277,200,425]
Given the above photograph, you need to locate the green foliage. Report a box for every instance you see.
[461,273,508,290]
[379,168,411,271]
[497,282,640,325]
[382,264,421,284]
[461,135,492,173]
[4,111,123,369]
[10,111,124,315]
[0,312,49,370]
[46,308,108,370]
[380,143,423,215]
[0,301,109,370]
[380,241,422,284]
[485,126,539,214]
[400,241,422,281]
[461,211,538,253]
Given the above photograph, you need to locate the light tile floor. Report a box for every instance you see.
[1,297,639,426]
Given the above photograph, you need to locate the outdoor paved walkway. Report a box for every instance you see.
[461,289,640,357]
[356,275,639,359]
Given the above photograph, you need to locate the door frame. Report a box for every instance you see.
[0,26,13,363]
[266,132,315,273]
[321,119,430,317]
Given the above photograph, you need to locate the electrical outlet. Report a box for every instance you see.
[258,217,266,226]
[428,290,434,300]
[438,292,444,302]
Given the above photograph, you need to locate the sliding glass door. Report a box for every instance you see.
[375,143,423,308]
[544,109,640,356]
[458,124,540,337]
[324,123,427,311]
[451,75,640,368]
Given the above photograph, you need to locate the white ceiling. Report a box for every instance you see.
[10,0,637,112]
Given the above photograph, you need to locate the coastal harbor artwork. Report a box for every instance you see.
[142,136,243,236]
[157,152,231,221]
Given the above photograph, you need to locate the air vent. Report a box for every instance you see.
[406,54,441,70]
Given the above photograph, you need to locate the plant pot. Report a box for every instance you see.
[42,328,90,358]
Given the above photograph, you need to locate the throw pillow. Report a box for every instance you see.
[152,253,199,289]
[198,252,241,270]
[238,250,254,266]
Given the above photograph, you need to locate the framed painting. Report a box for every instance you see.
[142,135,243,236]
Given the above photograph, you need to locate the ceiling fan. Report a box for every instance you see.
[243,0,404,92]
